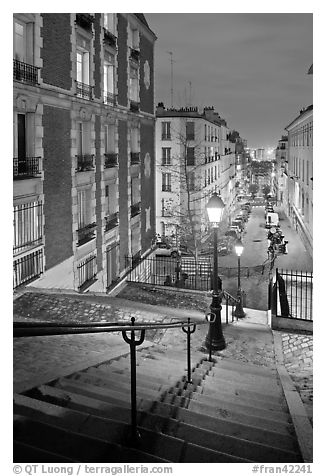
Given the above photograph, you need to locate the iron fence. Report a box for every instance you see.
[276,268,313,321]
[13,157,41,179]
[13,59,39,84]
[125,254,261,292]
[77,254,97,291]
[13,248,43,289]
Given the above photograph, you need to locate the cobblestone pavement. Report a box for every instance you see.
[278,332,313,424]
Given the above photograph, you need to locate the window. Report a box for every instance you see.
[131,127,139,153]
[129,65,139,102]
[162,173,171,192]
[188,172,195,191]
[14,113,26,159]
[13,201,43,254]
[162,122,171,140]
[105,183,118,215]
[14,20,26,62]
[77,189,89,228]
[104,13,115,32]
[162,148,171,165]
[204,125,207,141]
[186,147,195,166]
[76,49,89,85]
[162,198,173,216]
[128,25,139,49]
[103,54,115,102]
[131,177,141,205]
[186,122,195,141]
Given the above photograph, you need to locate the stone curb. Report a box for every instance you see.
[272,331,313,462]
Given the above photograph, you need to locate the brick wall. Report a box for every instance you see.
[93,14,102,100]
[118,120,129,266]
[117,14,128,107]
[139,33,155,115]
[41,14,72,90]
[43,106,73,269]
[140,119,155,251]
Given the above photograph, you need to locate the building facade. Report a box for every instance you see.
[285,105,313,257]
[155,104,237,242]
[13,13,156,292]
[274,135,288,208]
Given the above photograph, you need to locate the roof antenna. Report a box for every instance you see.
[167,51,175,108]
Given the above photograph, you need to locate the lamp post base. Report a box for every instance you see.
[205,332,226,351]
[233,289,246,319]
[205,293,226,352]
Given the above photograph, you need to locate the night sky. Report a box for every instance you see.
[145,12,313,150]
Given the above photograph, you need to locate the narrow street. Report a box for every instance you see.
[217,204,312,310]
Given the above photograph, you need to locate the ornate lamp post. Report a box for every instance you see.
[233,238,246,319]
[205,193,226,351]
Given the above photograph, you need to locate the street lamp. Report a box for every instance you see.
[205,193,226,351]
[233,238,246,319]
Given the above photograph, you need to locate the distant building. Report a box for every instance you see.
[256,148,265,161]
[285,105,313,256]
[13,13,157,291]
[155,104,237,239]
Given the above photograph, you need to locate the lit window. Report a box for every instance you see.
[104,13,115,32]
[129,65,139,102]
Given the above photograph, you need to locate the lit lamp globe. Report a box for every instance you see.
[234,238,244,257]
[206,193,225,225]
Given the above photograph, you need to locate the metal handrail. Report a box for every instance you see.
[14,316,202,445]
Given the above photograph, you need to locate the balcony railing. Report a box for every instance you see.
[103,28,117,48]
[130,202,141,218]
[76,81,93,100]
[76,13,94,31]
[76,154,95,172]
[105,212,119,232]
[13,59,39,85]
[186,134,195,141]
[129,48,140,62]
[162,159,171,166]
[13,157,41,179]
[103,91,116,105]
[77,253,97,291]
[13,248,43,289]
[77,223,96,247]
[130,100,140,112]
[161,134,171,140]
[162,185,172,192]
[130,152,140,165]
[104,153,118,168]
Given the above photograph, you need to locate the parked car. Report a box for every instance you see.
[265,212,279,229]
[154,242,192,258]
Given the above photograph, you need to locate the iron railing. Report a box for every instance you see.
[103,91,117,105]
[75,81,93,100]
[77,253,97,291]
[13,157,41,179]
[130,203,141,218]
[76,13,94,31]
[13,248,43,289]
[76,154,95,172]
[272,268,313,321]
[130,152,140,165]
[13,59,39,84]
[105,212,119,232]
[161,134,171,140]
[13,201,43,254]
[129,48,140,62]
[77,223,96,246]
[103,28,117,48]
[130,100,140,112]
[13,316,201,441]
[104,153,118,168]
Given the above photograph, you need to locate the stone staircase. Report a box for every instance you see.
[14,345,303,463]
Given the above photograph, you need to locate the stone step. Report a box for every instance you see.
[209,365,282,389]
[13,440,78,463]
[185,393,290,423]
[214,357,278,378]
[14,394,250,463]
[199,376,285,403]
[14,414,169,463]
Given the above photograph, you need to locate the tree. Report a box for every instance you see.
[262,184,271,198]
[248,183,259,199]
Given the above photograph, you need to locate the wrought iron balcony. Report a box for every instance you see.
[130,152,140,165]
[103,28,117,48]
[103,91,116,105]
[77,223,96,247]
[130,202,141,218]
[76,154,95,172]
[130,100,140,112]
[13,157,41,179]
[161,134,171,140]
[162,185,172,192]
[105,212,119,232]
[104,153,118,168]
[129,48,140,62]
[186,134,195,141]
[76,81,93,100]
[76,13,94,31]
[13,59,39,85]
